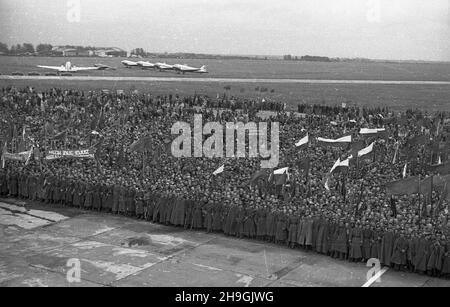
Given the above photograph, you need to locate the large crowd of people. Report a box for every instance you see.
[1,86,450,278]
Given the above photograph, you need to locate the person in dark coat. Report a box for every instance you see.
[0,170,9,196]
[118,186,126,215]
[112,184,121,214]
[334,223,349,260]
[407,232,418,271]
[204,204,214,233]
[255,208,266,240]
[170,198,186,226]
[287,214,298,248]
[275,212,288,244]
[223,205,237,236]
[391,231,409,270]
[127,189,137,217]
[135,191,144,219]
[7,172,18,197]
[83,184,93,209]
[441,240,450,277]
[265,210,276,242]
[184,200,194,229]
[427,238,443,277]
[101,184,111,212]
[243,209,256,239]
[414,236,432,273]
[144,193,154,221]
[212,205,224,233]
[349,223,363,262]
[380,228,395,266]
[92,183,102,211]
[315,218,328,254]
[64,180,73,206]
[152,197,162,223]
[191,202,204,230]
[362,225,373,261]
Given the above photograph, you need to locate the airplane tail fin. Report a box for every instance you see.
[200,65,207,71]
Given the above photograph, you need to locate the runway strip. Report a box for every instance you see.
[1,75,450,85]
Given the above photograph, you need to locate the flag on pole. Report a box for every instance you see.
[385,176,419,196]
[330,158,341,173]
[1,142,6,168]
[330,157,351,174]
[324,175,330,191]
[272,167,289,185]
[295,134,309,147]
[22,126,26,141]
[359,128,386,135]
[25,147,33,166]
[358,142,374,158]
[402,163,407,178]
[213,164,224,175]
[392,142,399,164]
[317,135,352,144]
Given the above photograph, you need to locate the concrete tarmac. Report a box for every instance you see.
[1,198,449,287]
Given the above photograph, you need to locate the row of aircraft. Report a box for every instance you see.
[121,60,208,74]
[36,60,208,74]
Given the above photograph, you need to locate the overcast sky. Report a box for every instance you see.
[0,0,449,61]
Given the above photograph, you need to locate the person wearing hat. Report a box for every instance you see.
[349,222,363,262]
[414,235,432,274]
[391,230,409,271]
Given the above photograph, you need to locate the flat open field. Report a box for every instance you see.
[1,56,450,81]
[1,56,450,111]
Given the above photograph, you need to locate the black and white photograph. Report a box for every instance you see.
[0,0,450,292]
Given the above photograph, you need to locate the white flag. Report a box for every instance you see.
[330,158,341,173]
[438,156,442,165]
[392,142,399,164]
[25,147,33,166]
[274,167,289,174]
[358,143,374,157]
[324,177,330,191]
[274,167,289,180]
[317,135,352,143]
[340,157,351,167]
[359,128,385,135]
[295,134,309,147]
[213,164,224,175]
[402,163,407,178]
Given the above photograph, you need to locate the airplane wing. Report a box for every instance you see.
[71,66,101,72]
[37,65,63,71]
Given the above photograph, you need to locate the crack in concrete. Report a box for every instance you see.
[0,204,58,223]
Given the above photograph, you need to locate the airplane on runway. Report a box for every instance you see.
[172,64,208,74]
[37,61,104,73]
[154,62,175,71]
[137,61,157,69]
[121,60,139,68]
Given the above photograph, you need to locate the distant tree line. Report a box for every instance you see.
[283,54,332,62]
[0,42,43,55]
